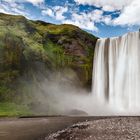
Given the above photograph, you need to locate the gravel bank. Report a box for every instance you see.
[45,117,140,140]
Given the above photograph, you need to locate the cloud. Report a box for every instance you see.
[0,1,29,17]
[103,15,112,25]
[102,5,116,12]
[74,0,140,27]
[41,6,68,20]
[74,0,131,11]
[113,0,140,26]
[1,0,44,5]
[54,6,68,20]
[26,0,44,4]
[63,10,104,31]
[0,0,45,19]
[42,8,54,17]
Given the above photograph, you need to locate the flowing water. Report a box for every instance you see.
[92,31,140,114]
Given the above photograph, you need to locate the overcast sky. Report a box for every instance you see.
[0,0,139,37]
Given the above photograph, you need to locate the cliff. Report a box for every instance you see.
[0,13,97,116]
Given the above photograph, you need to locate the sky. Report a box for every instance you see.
[0,0,139,38]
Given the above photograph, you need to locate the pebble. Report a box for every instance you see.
[45,117,140,140]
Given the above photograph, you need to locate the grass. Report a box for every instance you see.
[0,102,32,117]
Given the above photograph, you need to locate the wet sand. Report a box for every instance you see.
[0,116,105,140]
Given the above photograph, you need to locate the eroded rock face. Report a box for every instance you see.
[43,30,97,89]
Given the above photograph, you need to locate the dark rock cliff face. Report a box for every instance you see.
[0,13,97,102]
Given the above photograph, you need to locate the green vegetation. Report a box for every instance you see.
[0,13,97,117]
[0,102,31,117]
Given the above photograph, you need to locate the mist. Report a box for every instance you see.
[22,71,140,116]
[18,69,118,116]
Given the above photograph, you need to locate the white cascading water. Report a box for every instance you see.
[92,31,140,114]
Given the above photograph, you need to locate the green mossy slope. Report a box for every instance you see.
[0,13,97,116]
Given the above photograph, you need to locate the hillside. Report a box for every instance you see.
[0,13,97,116]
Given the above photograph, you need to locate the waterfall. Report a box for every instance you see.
[92,31,140,113]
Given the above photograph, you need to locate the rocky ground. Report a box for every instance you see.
[45,117,140,140]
